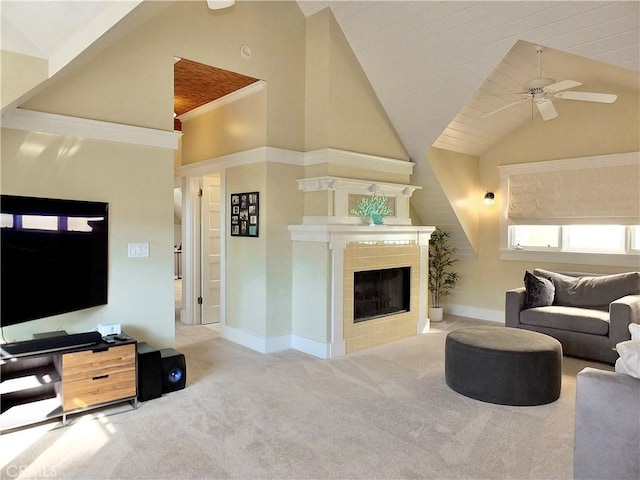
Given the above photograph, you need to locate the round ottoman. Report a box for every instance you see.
[445,326,562,406]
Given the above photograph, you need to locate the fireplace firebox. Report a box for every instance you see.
[353,267,410,322]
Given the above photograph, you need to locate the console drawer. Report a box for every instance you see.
[62,344,136,410]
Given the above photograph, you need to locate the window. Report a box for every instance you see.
[564,225,625,253]
[511,225,559,249]
[509,225,634,254]
[631,226,640,252]
[499,153,640,267]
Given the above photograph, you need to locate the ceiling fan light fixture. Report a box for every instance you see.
[481,45,618,122]
[207,0,234,10]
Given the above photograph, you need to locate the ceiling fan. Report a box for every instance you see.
[481,45,617,121]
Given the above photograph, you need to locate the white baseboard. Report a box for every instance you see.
[445,304,504,323]
[291,335,330,359]
[265,334,292,353]
[417,318,430,334]
[221,309,502,359]
[220,326,343,359]
[221,325,272,353]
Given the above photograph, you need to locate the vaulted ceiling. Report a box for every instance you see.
[296,1,639,257]
[2,1,638,256]
[297,1,638,160]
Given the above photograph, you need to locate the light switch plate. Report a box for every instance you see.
[128,242,149,258]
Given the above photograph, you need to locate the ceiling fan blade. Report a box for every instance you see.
[544,79,582,93]
[554,91,617,103]
[536,98,558,121]
[480,97,529,118]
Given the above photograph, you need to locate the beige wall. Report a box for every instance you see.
[291,241,331,342]
[0,128,175,347]
[22,1,306,148]
[305,9,409,160]
[265,162,305,337]
[427,147,481,253]
[446,87,640,314]
[224,160,304,339]
[181,86,267,164]
[159,0,306,151]
[1,50,48,109]
[226,162,268,336]
[21,24,172,131]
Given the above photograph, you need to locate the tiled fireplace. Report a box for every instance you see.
[344,241,421,353]
[289,225,433,357]
[288,151,434,358]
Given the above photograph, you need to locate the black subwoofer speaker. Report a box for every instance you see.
[160,348,186,393]
[136,342,163,402]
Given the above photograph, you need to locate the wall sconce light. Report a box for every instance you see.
[484,191,495,206]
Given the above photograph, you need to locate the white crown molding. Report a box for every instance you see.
[305,148,414,175]
[2,108,180,150]
[179,146,305,177]
[179,147,416,178]
[297,176,421,196]
[498,152,640,177]
[177,80,266,123]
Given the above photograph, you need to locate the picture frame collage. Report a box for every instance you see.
[230,192,259,237]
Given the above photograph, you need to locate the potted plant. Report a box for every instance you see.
[428,228,460,322]
[350,194,393,225]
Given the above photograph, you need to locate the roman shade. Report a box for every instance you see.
[507,164,640,225]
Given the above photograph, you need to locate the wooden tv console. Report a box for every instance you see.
[1,334,137,432]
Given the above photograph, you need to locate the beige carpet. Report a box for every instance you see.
[0,316,612,480]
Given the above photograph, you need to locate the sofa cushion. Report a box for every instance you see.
[533,269,640,307]
[523,271,555,308]
[520,306,609,335]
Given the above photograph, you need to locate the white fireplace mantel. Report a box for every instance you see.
[289,223,435,358]
[289,224,434,246]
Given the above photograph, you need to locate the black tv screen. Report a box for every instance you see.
[1,195,109,327]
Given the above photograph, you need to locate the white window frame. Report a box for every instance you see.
[631,226,640,254]
[499,152,640,268]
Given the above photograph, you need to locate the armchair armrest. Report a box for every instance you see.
[505,287,526,328]
[609,295,640,344]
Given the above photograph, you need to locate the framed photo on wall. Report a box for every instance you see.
[230,192,259,237]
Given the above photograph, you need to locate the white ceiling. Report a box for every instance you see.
[297,1,639,159]
[2,1,639,256]
[3,1,638,156]
[0,0,143,77]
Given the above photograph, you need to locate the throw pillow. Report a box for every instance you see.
[524,271,555,309]
[615,339,640,379]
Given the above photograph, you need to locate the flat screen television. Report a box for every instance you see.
[1,194,109,327]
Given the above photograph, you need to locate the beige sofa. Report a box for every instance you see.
[505,269,640,364]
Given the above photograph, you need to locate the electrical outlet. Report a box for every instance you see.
[128,243,149,258]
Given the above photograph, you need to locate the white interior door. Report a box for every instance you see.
[201,174,221,324]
